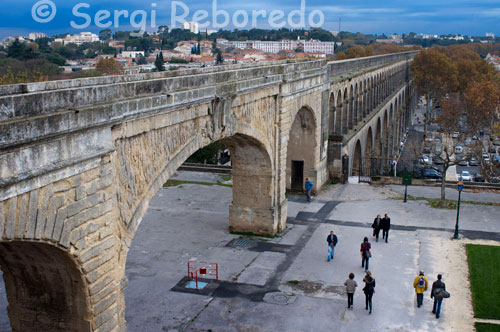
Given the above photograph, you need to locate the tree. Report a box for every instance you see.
[95,58,124,75]
[216,50,224,65]
[155,52,165,71]
[137,56,147,65]
[99,29,112,41]
[411,48,458,137]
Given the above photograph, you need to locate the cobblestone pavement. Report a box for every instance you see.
[0,171,498,332]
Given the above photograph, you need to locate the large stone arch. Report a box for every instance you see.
[348,85,354,130]
[329,92,335,134]
[335,89,342,133]
[352,139,362,176]
[343,88,349,134]
[286,106,318,192]
[365,127,374,175]
[0,242,92,332]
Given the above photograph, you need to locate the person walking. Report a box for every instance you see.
[360,237,371,271]
[431,274,446,319]
[326,231,338,261]
[381,213,391,243]
[371,214,382,242]
[344,273,357,309]
[413,270,429,308]
[362,271,376,314]
[305,178,314,202]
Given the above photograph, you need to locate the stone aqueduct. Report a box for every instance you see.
[0,51,416,331]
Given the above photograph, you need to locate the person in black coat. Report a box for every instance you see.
[431,274,446,319]
[381,213,391,243]
[371,214,382,242]
[363,271,376,314]
[326,231,338,261]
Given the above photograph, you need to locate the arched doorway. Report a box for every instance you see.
[352,140,362,176]
[286,106,317,192]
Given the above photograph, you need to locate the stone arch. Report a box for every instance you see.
[343,87,349,134]
[349,85,354,130]
[286,105,318,192]
[0,242,92,332]
[389,103,394,157]
[335,89,342,133]
[363,79,368,117]
[365,127,373,175]
[329,92,335,134]
[352,140,362,176]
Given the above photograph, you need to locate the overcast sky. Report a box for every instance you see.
[1,0,499,39]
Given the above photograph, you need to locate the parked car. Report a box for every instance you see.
[472,135,478,140]
[473,173,485,182]
[434,157,444,165]
[423,146,431,154]
[421,168,442,180]
[465,137,472,145]
[482,153,490,164]
[493,137,500,146]
[452,132,459,139]
[469,157,479,166]
[492,155,500,164]
[457,157,468,166]
[421,155,432,165]
[455,145,464,154]
[461,171,472,181]
[489,146,497,154]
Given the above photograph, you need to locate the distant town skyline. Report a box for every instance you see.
[1,0,499,40]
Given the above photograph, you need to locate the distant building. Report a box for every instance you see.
[121,51,145,58]
[376,38,403,44]
[182,21,199,34]
[28,32,46,40]
[486,32,495,38]
[54,32,100,46]
[217,39,335,55]
[415,34,438,39]
[486,53,500,71]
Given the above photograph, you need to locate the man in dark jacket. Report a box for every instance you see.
[326,231,338,261]
[381,213,391,243]
[372,214,382,242]
[431,274,446,319]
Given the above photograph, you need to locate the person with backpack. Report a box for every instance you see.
[431,274,447,319]
[326,231,338,261]
[371,214,382,242]
[381,213,391,243]
[344,272,357,309]
[305,178,314,202]
[360,237,371,271]
[413,270,429,308]
[362,271,375,314]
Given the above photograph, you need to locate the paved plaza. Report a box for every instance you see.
[0,171,499,332]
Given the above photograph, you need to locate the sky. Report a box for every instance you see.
[0,0,499,40]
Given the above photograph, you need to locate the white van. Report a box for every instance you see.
[455,146,464,154]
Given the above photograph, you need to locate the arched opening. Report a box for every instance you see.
[286,106,317,192]
[375,118,382,174]
[354,83,359,126]
[343,88,349,134]
[123,131,277,330]
[329,93,335,134]
[0,242,91,332]
[352,140,362,176]
[349,85,354,130]
[382,111,389,174]
[335,90,342,133]
[365,128,373,175]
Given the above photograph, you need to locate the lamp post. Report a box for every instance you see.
[454,180,463,239]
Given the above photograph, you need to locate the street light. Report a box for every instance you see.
[454,180,463,239]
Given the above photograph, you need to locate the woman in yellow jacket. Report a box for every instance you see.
[413,270,428,308]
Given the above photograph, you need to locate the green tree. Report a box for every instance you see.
[155,52,165,71]
[411,48,458,136]
[99,29,112,41]
[216,50,224,64]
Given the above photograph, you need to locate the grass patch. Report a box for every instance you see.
[163,179,232,188]
[392,195,500,209]
[219,174,232,182]
[287,280,300,285]
[467,244,500,320]
[475,323,500,332]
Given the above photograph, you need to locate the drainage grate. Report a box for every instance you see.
[234,239,253,247]
[263,292,297,305]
